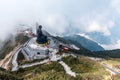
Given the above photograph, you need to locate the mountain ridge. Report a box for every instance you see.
[63,34,104,51]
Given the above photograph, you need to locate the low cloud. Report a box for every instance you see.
[111,0,120,14]
[41,14,69,35]
[78,33,94,41]
[75,15,114,36]
[101,40,120,50]
[0,0,69,41]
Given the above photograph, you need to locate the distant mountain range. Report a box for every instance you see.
[63,35,104,51]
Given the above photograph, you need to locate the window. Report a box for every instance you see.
[37,52,40,55]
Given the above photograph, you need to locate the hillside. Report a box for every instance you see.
[0,67,22,80]
[11,56,110,80]
[94,49,120,58]
[55,36,91,54]
[1,54,120,80]
[63,35,104,51]
[0,34,29,60]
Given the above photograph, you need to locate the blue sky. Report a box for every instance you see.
[0,0,120,50]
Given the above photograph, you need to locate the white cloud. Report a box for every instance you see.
[0,0,69,40]
[111,0,120,14]
[101,40,120,50]
[78,33,93,41]
[42,15,68,34]
[75,16,114,36]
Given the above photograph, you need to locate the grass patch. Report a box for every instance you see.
[15,62,65,78]
[62,56,98,73]
[17,51,25,64]
[1,55,111,80]
[13,61,83,80]
[114,74,120,80]
[0,67,23,80]
[62,56,110,80]
[102,59,120,72]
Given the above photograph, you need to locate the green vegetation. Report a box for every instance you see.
[15,61,83,80]
[94,49,120,58]
[0,34,29,60]
[13,56,109,80]
[0,39,16,59]
[15,34,29,45]
[17,51,26,65]
[62,56,110,80]
[0,55,111,80]
[70,47,120,60]
[17,52,25,61]
[0,67,23,80]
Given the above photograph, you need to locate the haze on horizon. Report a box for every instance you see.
[0,0,120,50]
